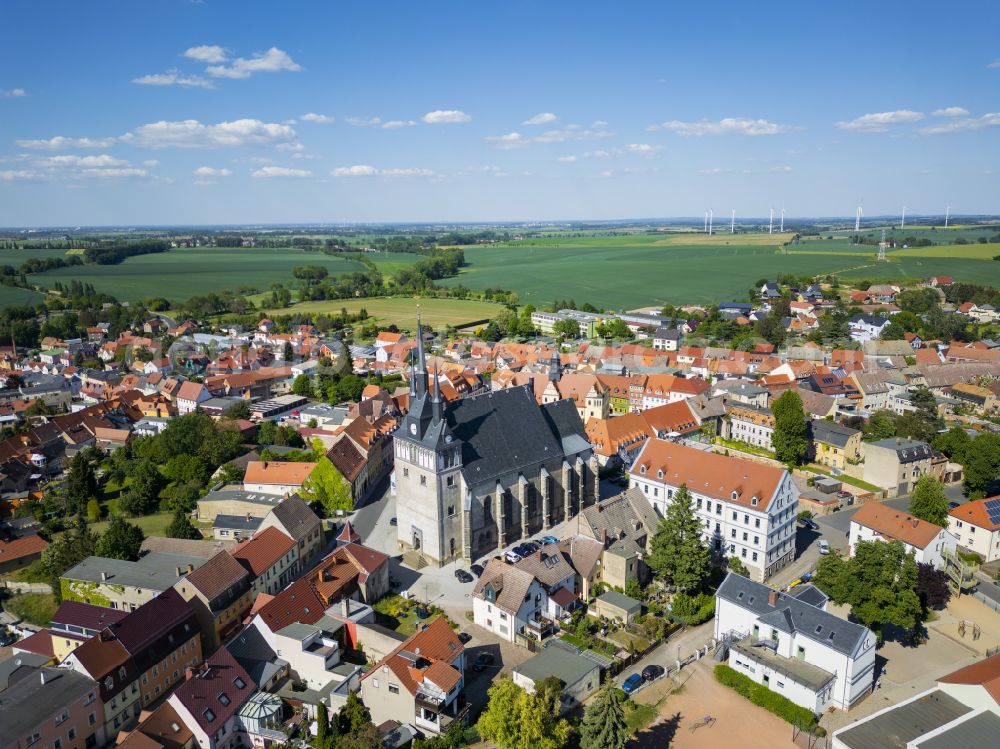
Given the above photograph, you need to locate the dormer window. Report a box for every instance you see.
[657,469,664,479]
[640,466,647,474]
[751,496,759,507]
[731,490,738,500]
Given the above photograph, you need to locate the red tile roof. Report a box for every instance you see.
[852,503,943,549]
[0,533,48,563]
[231,527,295,577]
[938,652,1000,704]
[948,496,1000,531]
[363,616,463,696]
[243,460,316,487]
[13,628,55,659]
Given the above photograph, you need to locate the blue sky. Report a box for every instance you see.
[1,0,998,226]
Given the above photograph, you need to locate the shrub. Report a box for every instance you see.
[957,549,983,565]
[714,664,822,732]
[670,592,716,625]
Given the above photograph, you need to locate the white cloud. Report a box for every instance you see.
[625,143,663,155]
[184,45,228,63]
[649,117,799,136]
[600,170,614,178]
[132,69,212,88]
[16,135,117,150]
[557,155,578,163]
[331,165,378,177]
[422,110,471,124]
[0,170,36,181]
[381,120,417,129]
[142,160,159,167]
[206,47,301,79]
[523,112,557,125]
[1,88,26,97]
[194,166,232,177]
[834,110,924,132]
[36,154,127,168]
[987,59,1000,69]
[276,142,305,152]
[932,107,970,118]
[122,118,296,148]
[698,167,732,174]
[299,113,334,124]
[80,168,149,179]
[769,165,793,172]
[532,124,614,143]
[919,112,1000,134]
[251,166,313,178]
[484,132,526,150]
[380,168,435,178]
[344,116,382,127]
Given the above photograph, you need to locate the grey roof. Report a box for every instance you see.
[199,486,282,509]
[917,711,1000,749]
[787,584,829,608]
[515,643,599,688]
[596,590,642,612]
[227,623,286,686]
[731,638,835,692]
[213,514,264,532]
[653,327,681,341]
[716,572,871,657]
[810,419,860,448]
[868,438,933,463]
[267,495,320,542]
[0,652,50,690]
[579,488,657,551]
[62,552,205,590]
[834,689,972,749]
[140,536,236,558]
[0,667,98,739]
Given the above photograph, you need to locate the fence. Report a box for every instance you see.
[971,590,1000,615]
[1,580,52,594]
[792,725,830,749]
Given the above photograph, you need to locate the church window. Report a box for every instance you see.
[447,475,455,487]
[448,506,455,517]
[420,475,427,486]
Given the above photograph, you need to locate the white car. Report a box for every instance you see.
[503,551,523,564]
[818,540,830,555]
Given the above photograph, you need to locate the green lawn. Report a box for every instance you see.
[625,702,659,733]
[3,592,58,626]
[30,247,368,303]
[89,511,208,538]
[259,296,503,332]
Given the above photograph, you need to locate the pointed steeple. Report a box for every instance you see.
[431,362,442,423]
[412,307,428,397]
[548,349,561,382]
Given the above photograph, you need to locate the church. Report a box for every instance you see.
[393,319,598,566]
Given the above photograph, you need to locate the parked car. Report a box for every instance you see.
[470,563,485,577]
[457,632,472,644]
[454,569,474,583]
[504,551,523,564]
[539,535,559,546]
[948,501,961,510]
[389,517,398,526]
[800,518,820,531]
[520,541,540,554]
[473,653,495,672]
[642,664,664,682]
[818,540,830,555]
[622,674,644,695]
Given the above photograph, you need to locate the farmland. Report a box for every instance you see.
[29,247,367,303]
[260,296,502,331]
[0,286,44,308]
[431,230,1000,309]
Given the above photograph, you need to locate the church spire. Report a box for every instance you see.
[431,362,442,423]
[412,306,429,397]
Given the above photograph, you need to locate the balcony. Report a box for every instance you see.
[942,548,979,593]
[415,700,470,735]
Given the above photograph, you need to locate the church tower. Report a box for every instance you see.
[393,313,464,565]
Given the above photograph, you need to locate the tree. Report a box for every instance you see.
[338,690,372,736]
[535,675,565,718]
[579,680,630,749]
[95,516,146,561]
[292,374,314,397]
[477,677,571,749]
[339,723,384,749]
[37,519,99,596]
[85,498,101,522]
[727,556,749,578]
[916,563,951,611]
[772,390,810,465]
[299,457,352,515]
[118,459,163,516]
[336,374,365,402]
[963,432,1000,499]
[312,702,339,749]
[646,484,711,593]
[932,426,971,463]
[224,400,252,420]
[166,509,203,540]
[413,722,468,749]
[65,451,98,516]
[863,410,897,442]
[552,318,581,339]
[283,340,294,361]
[908,476,949,527]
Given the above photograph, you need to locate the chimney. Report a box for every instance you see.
[39,670,48,685]
[341,598,350,617]
[768,590,778,607]
[175,566,182,576]
[100,571,107,581]
[185,666,195,681]
[187,564,194,573]
[414,647,420,656]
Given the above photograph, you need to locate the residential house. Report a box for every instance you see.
[63,631,142,739]
[231,527,299,597]
[360,617,467,736]
[242,461,316,496]
[174,551,254,652]
[60,553,203,612]
[809,420,862,470]
[0,533,48,575]
[629,440,798,580]
[570,488,658,590]
[832,652,1000,749]
[849,503,957,569]
[848,315,891,343]
[715,573,876,712]
[725,403,775,451]
[862,438,935,496]
[176,381,211,415]
[512,642,600,714]
[256,495,324,571]
[0,666,105,749]
[848,372,891,414]
[651,327,681,352]
[166,649,256,749]
[947,496,1000,563]
[114,703,193,749]
[49,601,128,663]
[638,374,709,410]
[946,382,997,414]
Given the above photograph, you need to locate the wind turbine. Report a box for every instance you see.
[901,206,906,229]
[709,209,713,235]
[945,205,950,228]
[730,209,735,234]
[769,207,774,234]
[780,208,785,233]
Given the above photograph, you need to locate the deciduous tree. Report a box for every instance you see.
[300,457,353,515]
[95,516,146,561]
[908,476,949,527]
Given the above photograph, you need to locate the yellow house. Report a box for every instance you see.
[810,419,862,470]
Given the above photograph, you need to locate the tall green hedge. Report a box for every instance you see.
[714,664,823,733]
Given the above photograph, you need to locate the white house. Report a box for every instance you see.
[848,503,957,569]
[947,496,1000,563]
[715,573,876,713]
[176,380,211,414]
[628,439,799,580]
[848,315,891,343]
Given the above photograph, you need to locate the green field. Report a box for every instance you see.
[261,296,502,331]
[30,247,368,303]
[432,232,1000,308]
[0,286,44,307]
[0,247,75,266]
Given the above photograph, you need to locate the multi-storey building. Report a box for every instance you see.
[0,666,105,749]
[849,503,957,570]
[725,403,775,451]
[231,527,298,597]
[628,439,798,580]
[948,496,1000,563]
[393,319,596,566]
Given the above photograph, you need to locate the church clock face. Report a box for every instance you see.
[410,423,417,435]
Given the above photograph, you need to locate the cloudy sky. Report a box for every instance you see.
[1,0,998,226]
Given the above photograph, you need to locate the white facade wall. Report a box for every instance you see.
[243,482,303,496]
[274,630,341,691]
[729,417,774,450]
[947,517,1000,563]
[640,391,695,410]
[848,521,957,570]
[630,472,798,581]
[169,694,247,749]
[472,578,546,642]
